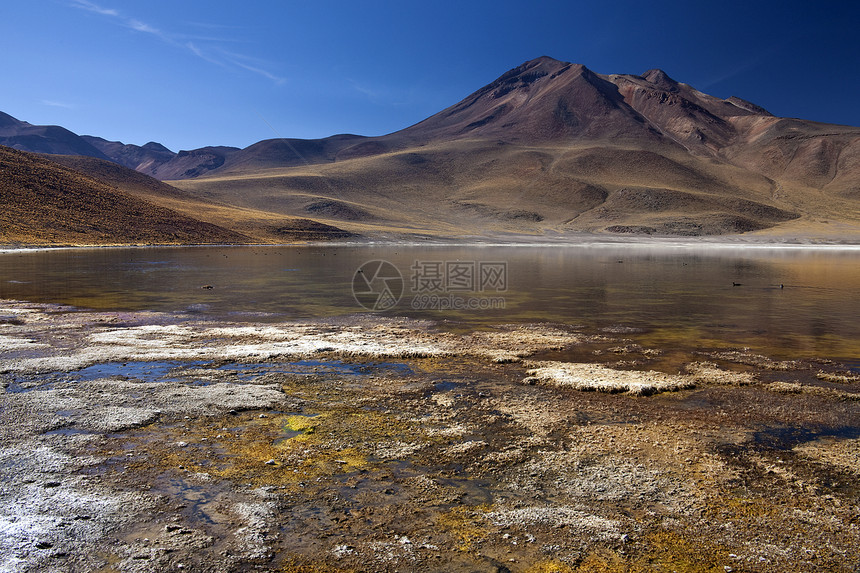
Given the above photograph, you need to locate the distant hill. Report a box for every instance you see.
[0,111,110,160]
[59,132,369,180]
[4,57,859,239]
[0,145,251,245]
[81,135,176,173]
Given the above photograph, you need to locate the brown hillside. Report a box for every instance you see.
[0,112,110,159]
[170,138,801,237]
[0,145,250,245]
[44,153,203,202]
[32,153,354,243]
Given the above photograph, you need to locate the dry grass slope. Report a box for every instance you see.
[17,152,354,244]
[170,139,812,238]
[0,146,250,245]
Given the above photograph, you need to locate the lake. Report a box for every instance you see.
[1,243,859,363]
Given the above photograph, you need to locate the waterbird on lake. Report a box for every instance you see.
[732,282,742,287]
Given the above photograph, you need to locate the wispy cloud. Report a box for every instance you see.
[216,49,287,84]
[41,99,76,109]
[185,42,227,68]
[69,0,117,17]
[698,45,782,90]
[186,21,248,31]
[231,61,286,84]
[68,2,285,85]
[351,81,382,100]
[127,19,161,36]
[348,79,417,107]
[699,59,763,90]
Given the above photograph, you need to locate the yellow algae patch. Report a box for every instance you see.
[634,530,730,572]
[127,407,427,488]
[714,495,779,520]
[436,505,493,552]
[285,409,415,444]
[525,559,576,573]
[575,549,628,572]
[284,414,319,433]
[286,444,370,476]
[577,531,730,572]
[279,555,356,572]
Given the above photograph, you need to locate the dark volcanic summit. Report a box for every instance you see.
[391,56,782,154]
[393,57,665,144]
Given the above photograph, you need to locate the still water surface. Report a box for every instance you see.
[1,244,858,362]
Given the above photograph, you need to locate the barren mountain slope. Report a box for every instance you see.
[170,137,802,237]
[39,153,353,243]
[0,146,250,245]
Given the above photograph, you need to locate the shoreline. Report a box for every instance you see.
[3,232,860,254]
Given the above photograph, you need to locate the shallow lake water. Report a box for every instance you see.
[1,243,859,362]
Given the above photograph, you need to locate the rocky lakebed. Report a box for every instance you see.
[1,299,859,572]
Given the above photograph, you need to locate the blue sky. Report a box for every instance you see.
[2,0,858,151]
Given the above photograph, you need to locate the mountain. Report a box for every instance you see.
[82,132,370,180]
[0,113,242,180]
[389,58,666,145]
[0,111,111,159]
[210,134,369,174]
[81,135,176,173]
[4,57,859,239]
[166,57,860,238]
[128,134,370,180]
[0,145,250,245]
